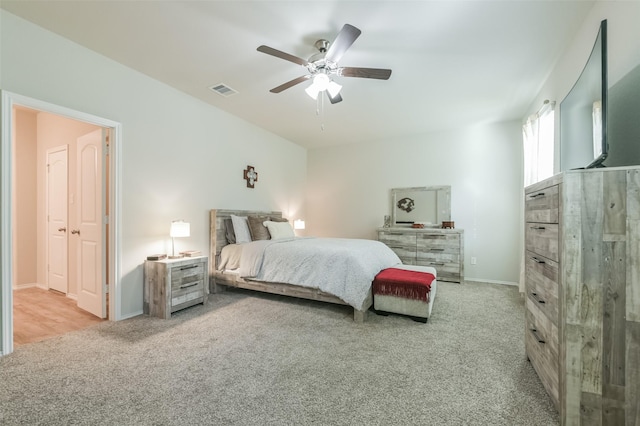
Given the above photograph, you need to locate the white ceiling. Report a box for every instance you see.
[1,1,594,149]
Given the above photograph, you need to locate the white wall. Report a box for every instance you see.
[307,121,523,285]
[0,11,307,319]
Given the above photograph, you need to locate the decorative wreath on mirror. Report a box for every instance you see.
[397,197,415,213]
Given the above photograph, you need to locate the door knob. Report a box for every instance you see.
[58,227,67,232]
[71,229,80,235]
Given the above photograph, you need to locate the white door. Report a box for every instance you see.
[75,129,106,318]
[46,146,68,293]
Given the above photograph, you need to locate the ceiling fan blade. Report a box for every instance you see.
[257,45,309,67]
[269,75,311,93]
[325,24,361,63]
[328,91,343,104]
[339,67,392,80]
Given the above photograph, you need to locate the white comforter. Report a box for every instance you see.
[238,237,401,310]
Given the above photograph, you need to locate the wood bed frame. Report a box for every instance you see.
[208,209,371,322]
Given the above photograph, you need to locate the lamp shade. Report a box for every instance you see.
[170,220,190,238]
[294,219,306,230]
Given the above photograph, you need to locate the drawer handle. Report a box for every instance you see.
[429,262,445,266]
[530,328,546,344]
[529,192,546,199]
[179,265,199,271]
[531,257,546,264]
[179,281,200,289]
[387,232,404,236]
[529,226,546,230]
[430,248,445,252]
[388,245,405,250]
[530,292,546,304]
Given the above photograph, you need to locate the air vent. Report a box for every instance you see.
[209,83,238,97]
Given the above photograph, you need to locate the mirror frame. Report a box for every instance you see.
[390,186,451,227]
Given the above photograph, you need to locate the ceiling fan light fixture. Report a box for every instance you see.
[327,81,342,98]
[312,73,330,91]
[305,84,321,100]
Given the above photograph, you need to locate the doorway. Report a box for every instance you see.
[1,91,121,356]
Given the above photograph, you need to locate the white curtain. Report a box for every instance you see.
[522,103,555,186]
[519,102,555,292]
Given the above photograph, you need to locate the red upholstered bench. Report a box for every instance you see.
[372,265,437,323]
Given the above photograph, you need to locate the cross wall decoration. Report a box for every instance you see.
[243,165,258,188]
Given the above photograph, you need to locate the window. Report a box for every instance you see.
[522,102,555,186]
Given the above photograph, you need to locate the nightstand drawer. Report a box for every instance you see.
[171,263,204,283]
[172,279,205,311]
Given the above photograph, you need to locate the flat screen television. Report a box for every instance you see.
[560,19,608,170]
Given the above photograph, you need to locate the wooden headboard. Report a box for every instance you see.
[208,209,282,280]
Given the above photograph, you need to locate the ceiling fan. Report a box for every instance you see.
[257,24,392,104]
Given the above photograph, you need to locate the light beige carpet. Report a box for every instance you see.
[0,281,558,425]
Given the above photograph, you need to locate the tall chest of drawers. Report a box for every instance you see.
[524,169,640,425]
[144,256,209,319]
[377,227,464,283]
[524,177,561,409]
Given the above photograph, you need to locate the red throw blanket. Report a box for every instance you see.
[373,268,435,302]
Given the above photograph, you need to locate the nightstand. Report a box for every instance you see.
[143,256,209,319]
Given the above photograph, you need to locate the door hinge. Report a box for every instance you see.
[103,216,109,225]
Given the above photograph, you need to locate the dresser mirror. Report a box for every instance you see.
[390,186,451,227]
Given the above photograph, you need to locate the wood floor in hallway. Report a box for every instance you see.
[13,287,105,347]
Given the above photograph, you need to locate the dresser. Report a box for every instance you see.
[378,227,464,283]
[144,256,209,319]
[524,169,640,425]
[524,176,561,409]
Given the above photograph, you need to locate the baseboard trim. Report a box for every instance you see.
[119,310,143,321]
[465,278,518,286]
[13,283,39,290]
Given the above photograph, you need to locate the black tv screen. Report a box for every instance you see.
[560,20,607,170]
[603,62,640,167]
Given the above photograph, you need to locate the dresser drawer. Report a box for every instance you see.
[525,300,559,407]
[525,185,559,223]
[524,251,558,325]
[525,223,559,262]
[416,233,460,250]
[416,260,460,282]
[378,231,417,247]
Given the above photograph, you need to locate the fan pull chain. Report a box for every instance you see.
[316,93,325,131]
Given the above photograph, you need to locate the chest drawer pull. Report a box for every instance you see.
[528,192,546,199]
[530,328,546,344]
[430,248,445,252]
[531,292,546,304]
[531,257,546,264]
[428,262,445,266]
[530,226,546,230]
[179,281,200,289]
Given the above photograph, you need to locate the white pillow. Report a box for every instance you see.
[263,220,295,240]
[230,215,252,244]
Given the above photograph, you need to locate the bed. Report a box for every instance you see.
[208,209,403,322]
